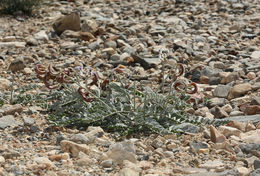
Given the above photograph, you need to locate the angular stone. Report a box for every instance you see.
[0,115,13,128]
[222,104,233,113]
[23,116,35,125]
[199,160,224,169]
[81,19,98,33]
[8,59,25,73]
[218,126,241,138]
[251,51,260,60]
[53,12,80,35]
[254,160,260,170]
[227,121,247,132]
[0,42,26,48]
[228,83,252,100]
[34,30,49,41]
[100,159,113,168]
[219,72,239,84]
[61,30,95,41]
[173,123,200,133]
[208,98,226,108]
[101,140,137,165]
[116,168,139,176]
[213,85,231,98]
[33,157,54,168]
[60,140,91,157]
[3,104,23,115]
[240,129,260,143]
[210,125,226,143]
[211,106,229,119]
[236,167,250,176]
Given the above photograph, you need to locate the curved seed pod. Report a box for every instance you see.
[90,72,99,86]
[35,64,46,75]
[43,77,59,90]
[48,64,60,78]
[174,82,186,92]
[186,82,198,94]
[78,88,94,102]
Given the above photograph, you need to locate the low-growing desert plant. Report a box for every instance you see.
[0,0,41,15]
[31,49,229,138]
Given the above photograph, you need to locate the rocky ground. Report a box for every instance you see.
[0,0,260,175]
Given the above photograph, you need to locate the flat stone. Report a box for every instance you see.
[116,168,139,176]
[23,116,35,125]
[60,140,91,157]
[213,85,231,98]
[173,123,200,133]
[101,140,137,165]
[208,98,226,107]
[251,51,260,60]
[228,83,252,100]
[240,129,260,143]
[0,115,15,129]
[236,167,250,176]
[254,160,260,170]
[218,126,241,138]
[2,104,23,115]
[199,159,224,169]
[0,42,26,48]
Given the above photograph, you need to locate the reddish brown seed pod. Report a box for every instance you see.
[174,82,186,92]
[35,64,46,75]
[90,72,99,86]
[78,88,94,102]
[186,82,198,94]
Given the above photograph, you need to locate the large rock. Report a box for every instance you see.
[228,83,252,100]
[53,12,81,36]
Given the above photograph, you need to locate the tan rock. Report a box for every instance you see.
[227,121,247,132]
[210,125,226,143]
[228,83,252,100]
[219,72,239,84]
[8,58,25,73]
[222,104,233,113]
[115,168,139,176]
[199,159,224,169]
[218,126,241,138]
[53,12,80,35]
[0,156,5,164]
[245,121,256,132]
[60,140,90,157]
[3,104,23,115]
[240,129,260,143]
[61,30,95,41]
[33,157,54,168]
[101,140,137,165]
[0,78,11,90]
[247,72,256,80]
[82,19,98,33]
[0,42,26,48]
[236,167,250,176]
